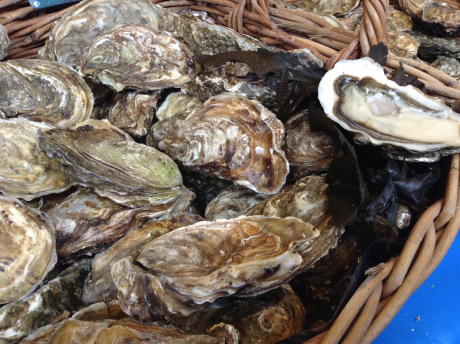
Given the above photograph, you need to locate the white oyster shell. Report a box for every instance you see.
[0,24,9,61]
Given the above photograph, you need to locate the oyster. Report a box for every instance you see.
[385,31,420,57]
[318,57,460,161]
[72,301,134,321]
[79,25,200,92]
[282,110,341,180]
[387,7,414,32]
[150,93,289,194]
[205,186,267,220]
[84,79,112,106]
[155,92,203,122]
[101,92,160,138]
[38,120,190,208]
[0,60,93,128]
[112,216,321,321]
[173,285,305,344]
[18,324,60,344]
[83,214,202,304]
[0,24,9,61]
[337,6,363,31]
[317,0,360,16]
[0,119,70,201]
[0,197,56,304]
[0,260,91,344]
[431,56,460,80]
[409,31,460,60]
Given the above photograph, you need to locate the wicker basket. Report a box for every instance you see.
[2,0,460,343]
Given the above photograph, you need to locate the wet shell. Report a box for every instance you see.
[387,7,414,32]
[0,24,9,61]
[155,92,203,122]
[431,56,460,80]
[0,196,57,304]
[385,31,420,57]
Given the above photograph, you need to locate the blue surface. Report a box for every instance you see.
[373,233,460,344]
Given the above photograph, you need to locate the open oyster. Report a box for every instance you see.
[0,196,57,304]
[318,57,460,161]
[0,259,91,344]
[112,216,321,321]
[150,93,289,194]
[100,92,160,138]
[0,119,70,201]
[79,25,200,92]
[0,60,93,128]
[0,24,9,61]
[38,120,190,208]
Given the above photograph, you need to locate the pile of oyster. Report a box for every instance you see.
[0,0,459,342]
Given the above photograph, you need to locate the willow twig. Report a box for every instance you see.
[0,6,35,25]
[0,0,22,10]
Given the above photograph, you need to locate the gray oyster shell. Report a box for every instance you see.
[409,30,460,60]
[204,186,267,221]
[0,260,91,344]
[82,214,203,305]
[0,196,57,304]
[79,25,201,92]
[431,56,460,80]
[0,25,9,61]
[150,93,289,194]
[38,119,191,208]
[100,91,160,137]
[0,60,93,128]
[112,216,321,321]
[155,92,203,122]
[0,119,70,201]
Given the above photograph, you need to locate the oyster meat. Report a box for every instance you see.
[150,93,289,194]
[0,259,91,344]
[318,57,460,161]
[112,216,321,321]
[0,24,9,61]
[0,196,57,304]
[79,25,200,92]
[0,119,70,201]
[38,120,191,208]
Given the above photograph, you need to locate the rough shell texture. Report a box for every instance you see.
[150,93,289,194]
[17,324,60,344]
[0,196,57,304]
[155,92,203,122]
[172,285,305,344]
[409,30,460,60]
[282,110,340,180]
[112,216,320,321]
[0,259,91,344]
[84,79,112,106]
[385,31,420,57]
[205,185,267,220]
[72,301,134,322]
[0,25,9,61]
[0,119,70,201]
[100,92,160,137]
[41,0,161,66]
[38,120,190,208]
[82,214,203,305]
[387,7,414,31]
[79,25,201,92]
[317,0,360,15]
[0,60,93,128]
[431,56,460,80]
[422,2,460,35]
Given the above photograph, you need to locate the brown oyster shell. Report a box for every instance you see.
[155,92,203,122]
[72,301,134,322]
[150,93,289,194]
[84,78,112,106]
[0,119,70,201]
[38,120,191,208]
[0,259,91,344]
[204,185,267,220]
[101,92,160,138]
[112,216,320,321]
[82,214,203,305]
[0,196,57,304]
[423,2,460,33]
[387,7,414,31]
[0,25,9,61]
[317,0,360,15]
[79,25,200,92]
[0,60,93,128]
[173,285,305,344]
[282,110,341,180]
[18,324,60,344]
[385,31,420,57]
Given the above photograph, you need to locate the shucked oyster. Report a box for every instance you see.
[38,120,190,208]
[79,25,201,92]
[150,93,289,194]
[0,24,9,61]
[318,57,460,161]
[0,60,93,128]
[112,216,321,321]
[0,196,57,304]
[0,119,70,201]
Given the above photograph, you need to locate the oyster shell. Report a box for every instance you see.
[112,216,321,321]
[0,119,70,201]
[0,259,91,344]
[0,60,93,128]
[101,92,160,138]
[173,285,305,344]
[0,25,9,61]
[387,7,414,32]
[205,186,267,220]
[82,214,202,304]
[72,301,134,321]
[0,196,57,304]
[385,31,420,57]
[409,30,460,60]
[17,324,60,344]
[150,93,289,194]
[79,25,200,92]
[84,79,112,106]
[318,57,460,160]
[155,92,203,122]
[38,119,190,208]
[282,110,341,180]
[317,0,360,16]
[431,56,460,80]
